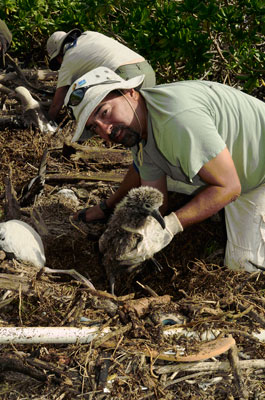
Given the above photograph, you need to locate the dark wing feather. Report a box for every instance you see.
[18,148,48,207]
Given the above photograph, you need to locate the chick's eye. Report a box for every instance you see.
[145,203,151,208]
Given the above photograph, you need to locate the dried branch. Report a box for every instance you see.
[228,345,249,399]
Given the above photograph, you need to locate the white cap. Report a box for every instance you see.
[64,67,144,142]
[46,29,81,70]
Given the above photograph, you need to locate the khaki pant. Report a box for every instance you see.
[115,60,156,88]
[225,184,265,272]
[167,177,265,272]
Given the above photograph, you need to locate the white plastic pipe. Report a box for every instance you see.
[1,326,264,345]
[0,326,110,344]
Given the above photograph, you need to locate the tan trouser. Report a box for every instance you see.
[225,184,265,272]
[115,60,156,88]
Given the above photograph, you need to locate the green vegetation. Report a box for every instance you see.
[1,0,264,93]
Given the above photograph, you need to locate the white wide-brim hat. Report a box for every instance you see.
[64,66,145,142]
[46,28,81,70]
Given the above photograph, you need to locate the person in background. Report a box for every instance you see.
[46,29,156,124]
[0,20,12,69]
[64,66,265,274]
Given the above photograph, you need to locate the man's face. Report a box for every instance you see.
[85,90,142,148]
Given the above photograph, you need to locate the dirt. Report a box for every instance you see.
[0,67,265,400]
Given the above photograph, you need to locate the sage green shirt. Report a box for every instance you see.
[132,81,265,193]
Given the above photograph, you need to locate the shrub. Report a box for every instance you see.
[1,0,264,94]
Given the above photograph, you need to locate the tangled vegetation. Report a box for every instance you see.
[1,0,265,94]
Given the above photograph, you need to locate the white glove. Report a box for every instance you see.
[164,212,183,236]
[118,213,183,265]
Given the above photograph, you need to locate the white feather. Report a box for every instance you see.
[0,219,46,268]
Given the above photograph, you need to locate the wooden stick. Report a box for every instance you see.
[5,54,53,95]
[0,356,47,381]
[0,273,31,293]
[100,335,235,362]
[46,172,125,184]
[154,359,265,374]
[0,82,14,94]
[164,371,214,388]
[0,69,57,82]
[228,345,249,399]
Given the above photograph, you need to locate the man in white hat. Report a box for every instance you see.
[65,66,265,273]
[46,29,156,121]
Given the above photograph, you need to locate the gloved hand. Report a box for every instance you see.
[164,211,183,236]
[117,212,183,266]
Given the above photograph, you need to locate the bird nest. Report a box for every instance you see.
[0,68,265,400]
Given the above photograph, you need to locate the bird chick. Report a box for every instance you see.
[99,186,168,294]
[0,219,46,268]
[14,86,56,133]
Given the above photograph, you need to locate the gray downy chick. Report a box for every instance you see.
[99,186,169,295]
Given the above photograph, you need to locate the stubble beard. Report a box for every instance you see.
[110,125,141,148]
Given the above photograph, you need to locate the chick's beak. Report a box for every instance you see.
[151,209,165,229]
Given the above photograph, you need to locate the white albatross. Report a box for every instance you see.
[0,219,46,268]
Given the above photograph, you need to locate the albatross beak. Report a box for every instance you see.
[150,209,165,229]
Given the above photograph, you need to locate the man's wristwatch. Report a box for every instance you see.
[99,199,112,218]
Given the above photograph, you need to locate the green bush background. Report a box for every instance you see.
[1,0,264,95]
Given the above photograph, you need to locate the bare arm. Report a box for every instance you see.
[73,164,141,222]
[48,86,69,121]
[175,147,241,228]
[105,163,141,208]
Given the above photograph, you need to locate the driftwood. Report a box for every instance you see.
[5,54,53,95]
[122,295,171,317]
[63,141,132,165]
[0,273,31,293]
[71,149,132,165]
[0,82,13,95]
[0,355,77,387]
[100,335,236,362]
[0,69,57,83]
[26,357,75,384]
[154,358,265,374]
[0,268,95,294]
[228,345,249,399]
[0,356,47,382]
[46,171,126,184]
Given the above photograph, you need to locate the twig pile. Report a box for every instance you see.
[0,67,265,400]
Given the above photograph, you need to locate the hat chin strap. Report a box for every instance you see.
[118,90,142,136]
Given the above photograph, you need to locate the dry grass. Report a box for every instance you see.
[0,70,265,400]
